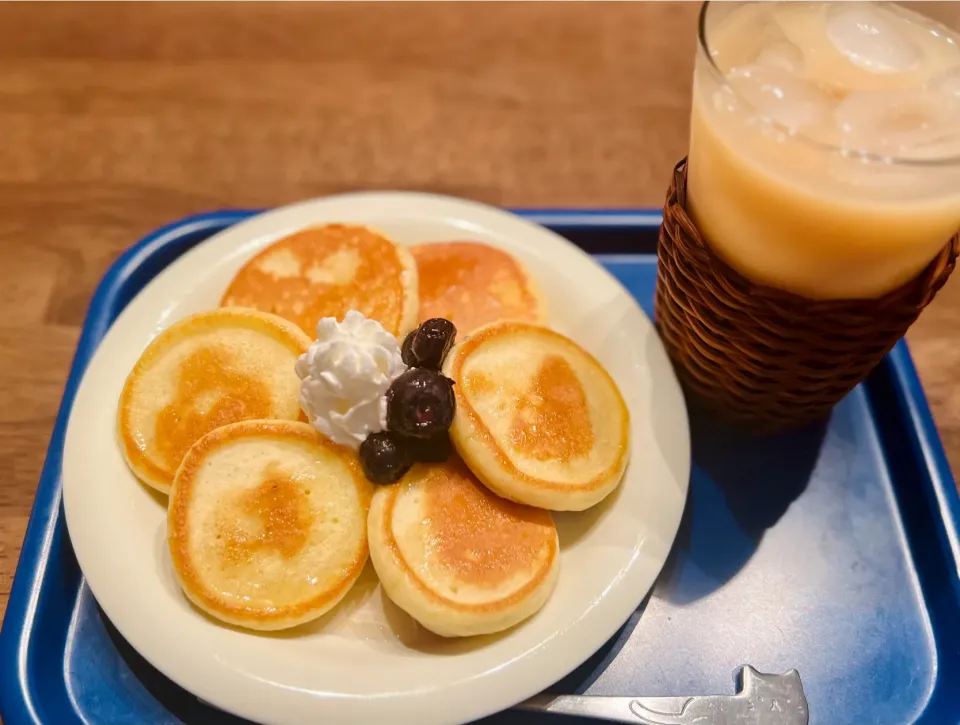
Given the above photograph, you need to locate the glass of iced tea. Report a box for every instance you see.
[655,1,960,429]
[687,0,960,300]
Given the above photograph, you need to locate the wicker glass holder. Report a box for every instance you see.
[654,158,960,432]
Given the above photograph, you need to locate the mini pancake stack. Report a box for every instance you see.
[118,224,418,632]
[115,221,631,640]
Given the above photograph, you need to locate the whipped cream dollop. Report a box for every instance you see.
[295,310,407,449]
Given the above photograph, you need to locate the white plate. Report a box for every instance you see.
[62,192,690,725]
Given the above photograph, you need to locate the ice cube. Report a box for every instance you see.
[834,89,960,157]
[928,66,960,98]
[756,40,805,74]
[826,4,922,74]
[727,64,832,133]
[750,9,807,74]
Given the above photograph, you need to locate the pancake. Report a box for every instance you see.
[410,241,546,334]
[117,307,311,494]
[368,457,559,637]
[221,224,419,337]
[168,419,372,631]
[443,321,630,511]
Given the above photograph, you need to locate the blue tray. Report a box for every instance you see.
[2,209,960,725]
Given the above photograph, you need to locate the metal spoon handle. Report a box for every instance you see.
[516,666,809,725]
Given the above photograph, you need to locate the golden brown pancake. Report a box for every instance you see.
[410,241,546,334]
[221,224,419,337]
[168,420,372,631]
[443,321,630,511]
[117,308,311,494]
[367,457,559,638]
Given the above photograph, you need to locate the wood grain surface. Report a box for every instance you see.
[0,0,958,642]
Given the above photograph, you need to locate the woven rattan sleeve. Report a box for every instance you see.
[654,159,959,431]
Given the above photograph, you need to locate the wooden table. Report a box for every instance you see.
[1,1,958,632]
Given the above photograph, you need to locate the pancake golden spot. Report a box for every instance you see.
[411,242,543,333]
[218,463,312,566]
[221,224,415,336]
[425,460,554,587]
[508,355,594,462]
[154,346,272,472]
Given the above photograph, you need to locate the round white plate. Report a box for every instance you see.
[62,192,690,725]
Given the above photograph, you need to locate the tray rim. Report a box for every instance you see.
[2,208,958,725]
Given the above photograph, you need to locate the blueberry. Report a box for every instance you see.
[406,432,452,464]
[401,318,457,370]
[386,368,456,439]
[401,327,416,365]
[359,431,412,484]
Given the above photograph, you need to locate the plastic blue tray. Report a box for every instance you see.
[3,209,960,725]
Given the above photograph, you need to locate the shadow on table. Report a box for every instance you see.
[653,394,829,605]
